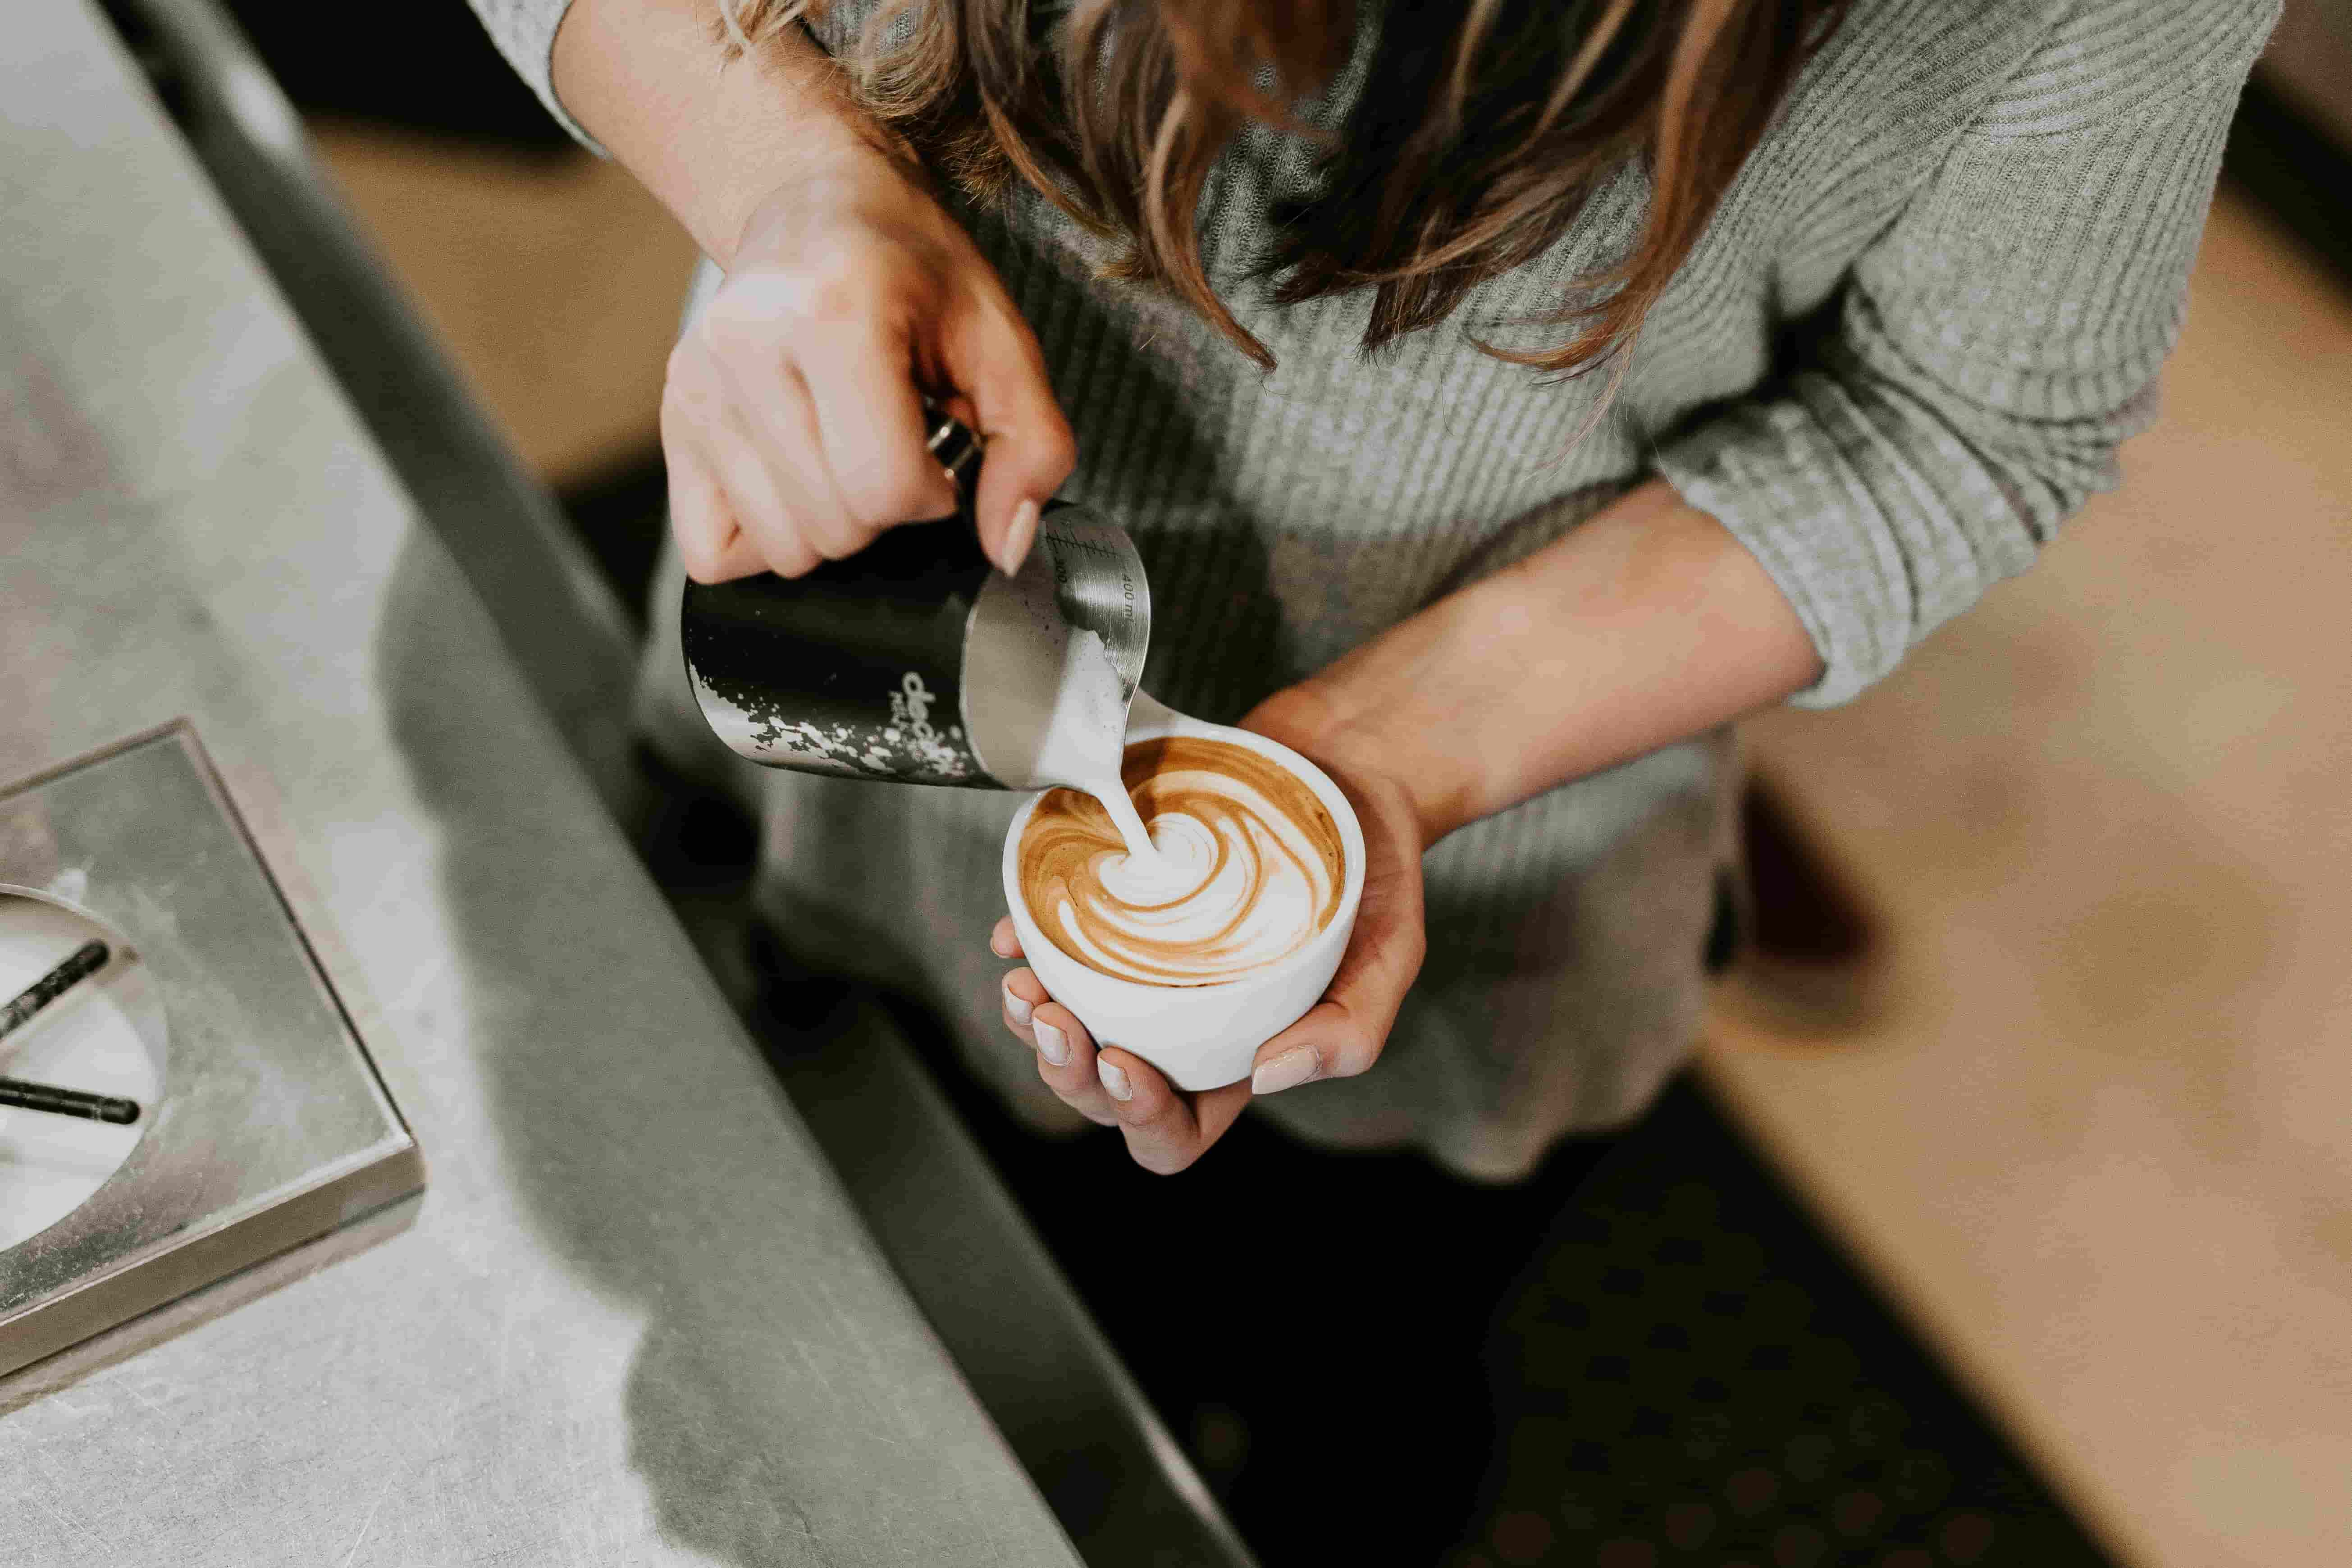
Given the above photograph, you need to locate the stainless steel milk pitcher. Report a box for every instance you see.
[679,402,1151,788]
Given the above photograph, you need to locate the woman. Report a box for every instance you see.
[472,0,2274,1177]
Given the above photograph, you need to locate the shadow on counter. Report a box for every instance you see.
[374,536,1093,1564]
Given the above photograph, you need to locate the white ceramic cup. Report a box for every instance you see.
[1000,705,1366,1092]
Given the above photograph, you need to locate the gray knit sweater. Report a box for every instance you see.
[472,0,2274,1177]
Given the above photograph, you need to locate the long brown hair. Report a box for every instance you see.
[721,0,1843,375]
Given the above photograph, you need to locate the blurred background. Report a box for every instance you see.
[157,2,2352,1563]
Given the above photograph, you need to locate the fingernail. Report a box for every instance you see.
[1034,1019,1069,1067]
[1003,978,1032,1026]
[997,498,1039,576]
[1251,1047,1319,1097]
[1097,1057,1132,1102]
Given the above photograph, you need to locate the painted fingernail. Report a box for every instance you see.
[1097,1057,1132,1102]
[1034,1019,1069,1067]
[1003,978,1032,1027]
[997,498,1039,576]
[1251,1047,1319,1097]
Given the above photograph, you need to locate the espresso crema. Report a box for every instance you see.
[1018,736,1347,986]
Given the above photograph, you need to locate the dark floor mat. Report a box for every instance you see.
[1449,1077,2113,1568]
[870,986,1616,1566]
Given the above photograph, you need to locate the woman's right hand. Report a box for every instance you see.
[662,139,1076,584]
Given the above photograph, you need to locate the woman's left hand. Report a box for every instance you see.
[991,479,1831,1174]
[990,690,1431,1174]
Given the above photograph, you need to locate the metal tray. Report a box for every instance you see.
[0,721,422,1380]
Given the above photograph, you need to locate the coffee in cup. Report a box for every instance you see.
[1016,734,1347,986]
[1002,712,1366,1090]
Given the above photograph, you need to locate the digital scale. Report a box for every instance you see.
[0,722,423,1383]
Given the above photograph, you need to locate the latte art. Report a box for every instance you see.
[1019,737,1346,986]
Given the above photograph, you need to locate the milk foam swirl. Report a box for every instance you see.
[1018,736,1346,986]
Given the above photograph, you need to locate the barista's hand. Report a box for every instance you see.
[992,693,1430,1174]
[664,139,1076,584]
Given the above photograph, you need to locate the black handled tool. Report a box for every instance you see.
[0,938,110,1047]
[0,1076,141,1125]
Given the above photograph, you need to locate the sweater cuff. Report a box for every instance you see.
[468,0,607,154]
[1653,391,1915,711]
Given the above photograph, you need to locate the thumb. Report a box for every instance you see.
[943,297,1076,576]
[1249,841,1426,1095]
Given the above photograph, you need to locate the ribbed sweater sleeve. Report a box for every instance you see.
[464,0,599,148]
[1655,0,2277,708]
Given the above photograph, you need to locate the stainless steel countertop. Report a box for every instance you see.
[0,3,1081,1561]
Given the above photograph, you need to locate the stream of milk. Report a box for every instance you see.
[960,565,1172,874]
[1033,630,1161,869]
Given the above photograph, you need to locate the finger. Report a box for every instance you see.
[726,365,879,564]
[664,428,761,585]
[699,279,867,560]
[1097,1049,1251,1175]
[680,485,770,585]
[702,523,768,584]
[1250,868,1427,1096]
[1029,1001,1119,1125]
[694,286,870,565]
[998,972,1112,1117]
[797,316,959,531]
[663,357,766,585]
[1248,972,1414,1097]
[989,917,1023,960]
[1000,966,1046,1037]
[703,411,822,579]
[940,289,1075,576]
